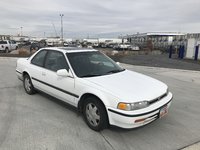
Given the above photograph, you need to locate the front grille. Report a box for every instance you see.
[149,92,168,105]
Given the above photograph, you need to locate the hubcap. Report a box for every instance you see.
[86,103,100,127]
[25,78,31,92]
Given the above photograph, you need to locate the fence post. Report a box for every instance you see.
[169,45,172,58]
[194,45,199,61]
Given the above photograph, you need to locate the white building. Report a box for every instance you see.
[82,38,123,44]
[186,38,200,60]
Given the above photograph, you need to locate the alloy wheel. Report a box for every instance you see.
[85,103,100,127]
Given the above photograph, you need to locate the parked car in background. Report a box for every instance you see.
[87,45,93,48]
[106,43,115,48]
[128,45,140,51]
[92,43,99,48]
[47,41,54,47]
[113,44,120,50]
[16,47,173,131]
[0,40,18,53]
[64,43,82,48]
[118,43,131,50]
[30,40,46,52]
[63,42,69,47]
[98,43,107,48]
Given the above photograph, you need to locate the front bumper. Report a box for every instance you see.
[107,92,173,129]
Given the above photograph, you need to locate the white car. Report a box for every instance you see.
[16,47,173,131]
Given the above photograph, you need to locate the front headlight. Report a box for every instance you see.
[117,101,149,111]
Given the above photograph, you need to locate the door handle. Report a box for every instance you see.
[42,72,46,76]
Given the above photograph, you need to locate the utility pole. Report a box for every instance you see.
[20,27,23,36]
[60,14,64,42]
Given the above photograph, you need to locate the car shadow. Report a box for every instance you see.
[37,90,80,116]
[34,89,159,133]
[108,119,160,133]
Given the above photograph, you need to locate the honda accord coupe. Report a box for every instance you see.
[16,47,173,131]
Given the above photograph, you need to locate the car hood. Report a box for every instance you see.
[84,70,168,102]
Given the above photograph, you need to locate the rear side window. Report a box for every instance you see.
[31,50,47,67]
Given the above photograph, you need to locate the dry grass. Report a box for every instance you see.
[18,48,30,56]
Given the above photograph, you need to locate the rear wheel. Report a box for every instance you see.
[83,96,108,131]
[23,74,35,95]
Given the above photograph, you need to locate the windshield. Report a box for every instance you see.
[66,51,125,77]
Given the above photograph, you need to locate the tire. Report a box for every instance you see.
[23,74,35,95]
[5,48,9,53]
[83,96,108,131]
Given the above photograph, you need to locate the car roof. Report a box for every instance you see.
[41,47,98,53]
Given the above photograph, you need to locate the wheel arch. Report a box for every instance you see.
[78,92,110,128]
[78,93,107,113]
[22,70,31,80]
[22,70,36,95]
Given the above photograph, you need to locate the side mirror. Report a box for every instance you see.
[57,69,73,78]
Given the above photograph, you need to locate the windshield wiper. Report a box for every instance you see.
[106,69,125,74]
[80,74,102,78]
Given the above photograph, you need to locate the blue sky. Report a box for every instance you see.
[0,0,200,38]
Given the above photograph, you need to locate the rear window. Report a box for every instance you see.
[0,41,7,44]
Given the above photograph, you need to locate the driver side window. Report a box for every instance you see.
[44,51,69,72]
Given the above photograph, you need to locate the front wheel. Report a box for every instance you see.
[5,48,9,53]
[23,74,35,95]
[83,96,108,131]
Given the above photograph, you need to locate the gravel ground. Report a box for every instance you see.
[110,53,200,71]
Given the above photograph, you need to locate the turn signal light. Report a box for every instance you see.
[135,118,146,123]
[117,103,128,110]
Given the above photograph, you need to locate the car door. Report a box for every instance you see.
[10,40,17,49]
[42,50,76,106]
[10,41,14,50]
[29,50,48,91]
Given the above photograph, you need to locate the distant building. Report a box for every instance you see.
[124,32,200,60]
[124,32,186,50]
[83,38,123,44]
[185,33,200,60]
[0,35,11,40]
[11,36,30,42]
